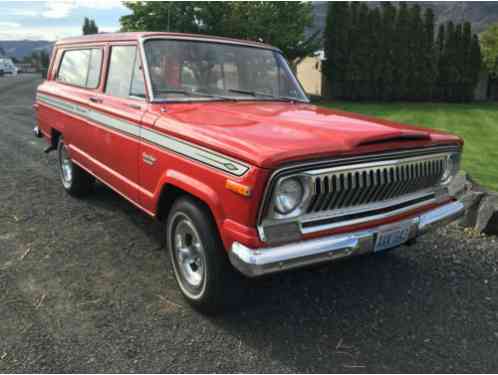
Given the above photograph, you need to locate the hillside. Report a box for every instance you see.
[311,2,498,37]
[0,40,53,60]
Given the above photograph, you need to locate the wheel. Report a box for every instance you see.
[57,136,94,196]
[166,197,241,314]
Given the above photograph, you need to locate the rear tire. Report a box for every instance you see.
[166,196,241,314]
[57,136,94,197]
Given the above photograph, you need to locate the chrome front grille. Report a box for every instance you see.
[306,154,448,213]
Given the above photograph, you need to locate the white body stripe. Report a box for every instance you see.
[37,93,250,176]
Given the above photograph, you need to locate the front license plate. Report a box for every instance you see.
[374,224,412,252]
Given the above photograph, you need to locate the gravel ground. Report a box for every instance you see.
[0,74,497,373]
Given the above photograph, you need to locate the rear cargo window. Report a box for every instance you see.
[57,48,103,89]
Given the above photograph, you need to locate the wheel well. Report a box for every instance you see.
[51,128,61,148]
[156,184,212,222]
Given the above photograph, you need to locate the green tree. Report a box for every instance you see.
[407,5,424,100]
[461,22,473,100]
[121,2,198,33]
[379,2,397,101]
[480,22,498,75]
[368,7,382,100]
[120,2,319,67]
[470,34,482,88]
[394,2,410,99]
[323,2,350,98]
[421,8,436,100]
[83,17,99,35]
[435,23,446,99]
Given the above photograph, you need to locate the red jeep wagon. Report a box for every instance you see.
[34,32,466,312]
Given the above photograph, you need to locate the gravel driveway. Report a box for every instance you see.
[0,74,497,373]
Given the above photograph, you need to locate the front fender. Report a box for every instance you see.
[154,168,225,225]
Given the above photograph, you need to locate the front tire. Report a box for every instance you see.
[57,136,94,197]
[166,197,240,314]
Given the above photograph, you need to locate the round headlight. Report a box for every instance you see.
[274,178,304,215]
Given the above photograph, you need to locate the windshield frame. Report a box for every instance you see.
[139,36,310,104]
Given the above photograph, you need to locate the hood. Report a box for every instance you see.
[152,102,462,169]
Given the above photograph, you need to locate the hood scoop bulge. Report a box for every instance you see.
[354,131,431,147]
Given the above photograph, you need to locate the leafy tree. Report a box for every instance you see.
[121,2,198,33]
[120,2,319,67]
[407,4,424,100]
[83,17,99,35]
[422,8,437,99]
[323,2,350,98]
[480,22,498,75]
[470,35,482,83]
[379,2,397,101]
[368,7,382,100]
[461,22,473,100]
[30,50,50,70]
[322,2,482,101]
[394,2,410,99]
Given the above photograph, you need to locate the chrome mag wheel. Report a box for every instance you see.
[169,212,207,298]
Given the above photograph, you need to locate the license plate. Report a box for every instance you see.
[374,224,412,252]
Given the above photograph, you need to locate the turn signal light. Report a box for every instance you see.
[225,180,252,197]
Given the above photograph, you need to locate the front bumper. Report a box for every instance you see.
[229,201,464,277]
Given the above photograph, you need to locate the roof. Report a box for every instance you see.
[55,32,278,51]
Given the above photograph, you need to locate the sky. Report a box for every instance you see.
[0,0,130,41]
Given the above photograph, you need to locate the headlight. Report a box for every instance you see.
[441,152,461,184]
[274,177,304,215]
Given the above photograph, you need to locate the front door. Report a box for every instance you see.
[89,43,147,204]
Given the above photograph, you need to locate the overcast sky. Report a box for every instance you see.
[0,1,130,41]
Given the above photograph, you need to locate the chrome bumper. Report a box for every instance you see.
[229,201,465,277]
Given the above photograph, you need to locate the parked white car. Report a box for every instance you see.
[0,58,18,75]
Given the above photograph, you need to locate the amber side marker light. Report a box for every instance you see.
[225,180,252,197]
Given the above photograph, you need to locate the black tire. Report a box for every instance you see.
[166,196,241,314]
[57,136,94,197]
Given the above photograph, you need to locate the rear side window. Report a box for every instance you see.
[105,45,145,99]
[57,48,103,89]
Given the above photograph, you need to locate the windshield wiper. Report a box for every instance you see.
[155,89,235,101]
[228,89,275,98]
[228,89,305,103]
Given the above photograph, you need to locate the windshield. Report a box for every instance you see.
[143,39,308,102]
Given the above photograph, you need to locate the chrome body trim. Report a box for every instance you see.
[36,93,250,176]
[140,35,282,54]
[138,36,155,102]
[300,192,437,234]
[230,200,465,277]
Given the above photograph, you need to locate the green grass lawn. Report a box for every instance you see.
[320,101,498,191]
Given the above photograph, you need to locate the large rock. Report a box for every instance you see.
[452,172,486,228]
[475,193,498,235]
[459,191,486,228]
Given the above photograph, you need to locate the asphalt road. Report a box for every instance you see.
[1,74,497,373]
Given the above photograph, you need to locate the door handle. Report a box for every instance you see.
[142,152,156,165]
[89,96,103,104]
[127,103,142,110]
